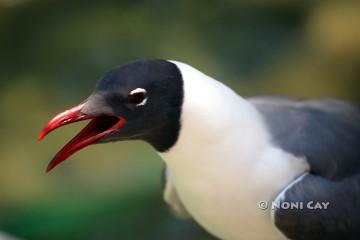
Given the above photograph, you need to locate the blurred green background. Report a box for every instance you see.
[0,0,359,239]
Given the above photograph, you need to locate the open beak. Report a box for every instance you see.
[38,103,126,172]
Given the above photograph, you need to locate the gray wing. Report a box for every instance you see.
[249,96,360,179]
[249,96,360,239]
[162,165,192,219]
[274,173,360,239]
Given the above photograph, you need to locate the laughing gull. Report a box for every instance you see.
[38,59,360,240]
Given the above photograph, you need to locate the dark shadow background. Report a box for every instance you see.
[0,0,359,239]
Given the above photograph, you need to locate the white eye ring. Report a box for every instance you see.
[129,88,147,106]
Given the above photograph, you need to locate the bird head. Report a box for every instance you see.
[38,59,183,172]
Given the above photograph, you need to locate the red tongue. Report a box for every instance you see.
[38,103,126,172]
[45,117,126,172]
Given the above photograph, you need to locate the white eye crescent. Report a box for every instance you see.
[128,88,147,106]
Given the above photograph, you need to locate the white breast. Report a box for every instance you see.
[160,61,309,240]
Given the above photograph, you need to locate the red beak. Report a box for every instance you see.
[38,103,126,172]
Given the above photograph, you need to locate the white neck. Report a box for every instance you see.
[163,61,269,167]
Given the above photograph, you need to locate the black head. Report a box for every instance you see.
[38,59,184,171]
[89,59,184,150]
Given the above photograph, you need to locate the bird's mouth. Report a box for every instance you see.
[38,103,126,172]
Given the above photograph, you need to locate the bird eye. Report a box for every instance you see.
[128,88,147,106]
